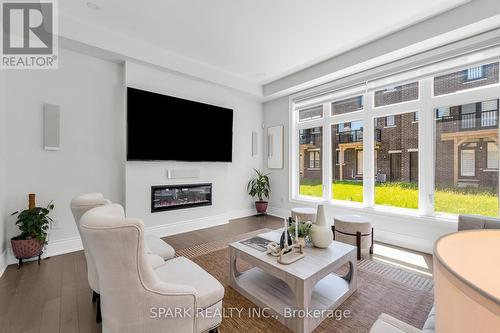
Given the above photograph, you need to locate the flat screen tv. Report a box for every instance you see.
[127,87,233,162]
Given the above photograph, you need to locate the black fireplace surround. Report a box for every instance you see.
[151,183,212,213]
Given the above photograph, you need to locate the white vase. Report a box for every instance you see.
[310,204,333,248]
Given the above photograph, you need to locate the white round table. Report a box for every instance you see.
[333,214,373,260]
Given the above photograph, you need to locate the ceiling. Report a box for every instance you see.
[60,0,467,85]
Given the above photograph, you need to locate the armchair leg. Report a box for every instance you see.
[92,291,99,303]
[96,296,102,323]
[356,231,361,260]
[370,227,374,254]
[208,328,219,333]
[331,225,335,240]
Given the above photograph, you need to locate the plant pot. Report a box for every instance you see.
[11,237,45,259]
[255,201,268,213]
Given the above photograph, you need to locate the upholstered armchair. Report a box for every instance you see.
[70,193,176,322]
[80,204,224,333]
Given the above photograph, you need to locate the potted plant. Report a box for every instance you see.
[288,219,313,247]
[11,194,54,268]
[247,169,271,213]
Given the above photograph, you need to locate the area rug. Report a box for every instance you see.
[183,233,434,333]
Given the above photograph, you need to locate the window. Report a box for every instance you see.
[481,100,498,127]
[331,95,363,115]
[460,103,476,129]
[487,142,498,169]
[292,49,500,218]
[309,151,320,169]
[466,66,485,81]
[460,150,475,176]
[332,122,363,202]
[374,112,419,209]
[435,107,450,119]
[435,99,499,216]
[386,115,395,127]
[434,62,499,96]
[299,105,323,122]
[299,127,322,198]
[374,81,419,107]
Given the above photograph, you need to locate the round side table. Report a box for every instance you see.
[333,214,373,260]
[291,207,316,222]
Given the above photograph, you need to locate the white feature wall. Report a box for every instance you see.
[0,67,8,273]
[3,49,125,259]
[125,62,263,236]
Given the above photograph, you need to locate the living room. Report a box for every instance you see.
[1,1,499,332]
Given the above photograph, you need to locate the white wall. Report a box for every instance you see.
[262,97,456,254]
[263,0,500,97]
[3,48,125,257]
[0,66,7,272]
[125,62,263,236]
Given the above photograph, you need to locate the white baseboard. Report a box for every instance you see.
[5,236,83,266]
[146,208,256,238]
[267,206,290,219]
[0,208,268,275]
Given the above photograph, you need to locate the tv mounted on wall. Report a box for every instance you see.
[127,87,233,162]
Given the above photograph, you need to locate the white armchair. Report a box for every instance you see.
[80,204,224,333]
[70,193,176,322]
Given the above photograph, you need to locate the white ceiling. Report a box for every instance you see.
[60,0,466,85]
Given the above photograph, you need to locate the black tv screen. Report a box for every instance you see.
[127,87,233,162]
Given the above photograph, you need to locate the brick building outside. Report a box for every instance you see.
[299,62,499,191]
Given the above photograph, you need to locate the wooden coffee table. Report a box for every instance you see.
[229,232,357,333]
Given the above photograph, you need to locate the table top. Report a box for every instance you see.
[230,230,356,281]
[291,207,317,214]
[334,214,370,223]
[435,230,500,306]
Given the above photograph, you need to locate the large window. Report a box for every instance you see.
[291,55,500,219]
[332,121,364,202]
[299,127,322,198]
[435,99,499,217]
[374,112,419,209]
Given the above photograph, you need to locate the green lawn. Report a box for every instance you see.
[299,180,499,217]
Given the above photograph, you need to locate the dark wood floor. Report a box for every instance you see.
[0,215,282,333]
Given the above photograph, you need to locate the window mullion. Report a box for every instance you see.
[363,90,375,207]
[323,103,332,202]
[419,78,434,216]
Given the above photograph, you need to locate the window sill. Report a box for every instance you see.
[483,169,499,172]
[384,125,397,129]
[307,168,321,171]
[291,196,459,225]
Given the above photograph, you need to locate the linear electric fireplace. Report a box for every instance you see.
[151,183,212,212]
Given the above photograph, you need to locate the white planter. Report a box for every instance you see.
[310,204,333,248]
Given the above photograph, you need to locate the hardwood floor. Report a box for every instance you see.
[0,214,432,332]
[164,214,283,250]
[0,215,282,333]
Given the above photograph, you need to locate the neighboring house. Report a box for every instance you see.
[299,63,499,189]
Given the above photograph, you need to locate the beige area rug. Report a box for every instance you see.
[180,231,434,333]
